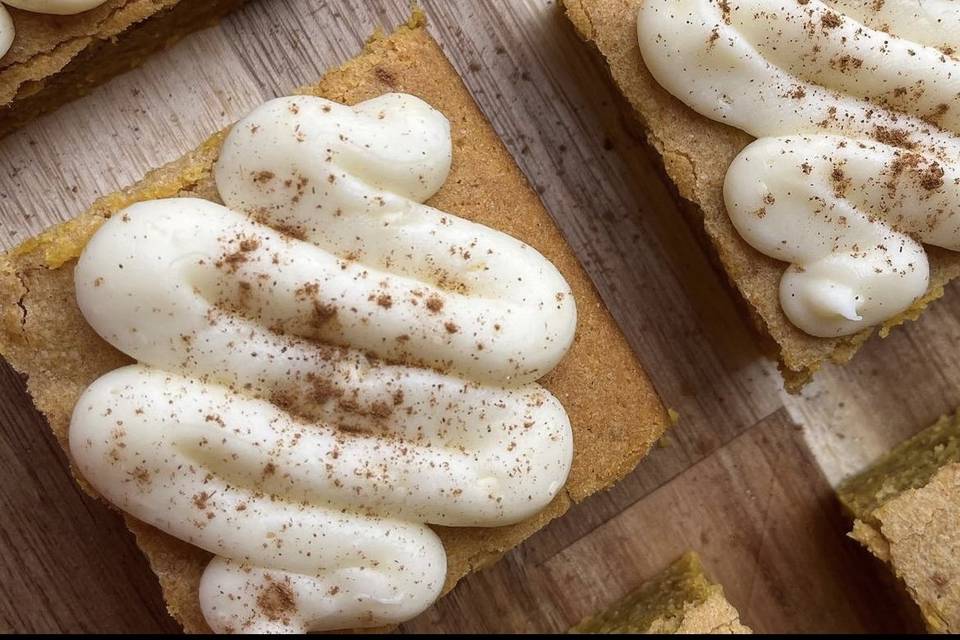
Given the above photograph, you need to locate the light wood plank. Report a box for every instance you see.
[783,297,960,484]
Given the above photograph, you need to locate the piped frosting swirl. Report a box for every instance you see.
[69,93,576,633]
[638,0,960,336]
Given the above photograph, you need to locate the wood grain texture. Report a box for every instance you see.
[406,411,923,633]
[0,0,953,633]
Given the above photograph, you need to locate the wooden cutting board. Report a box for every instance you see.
[0,0,950,633]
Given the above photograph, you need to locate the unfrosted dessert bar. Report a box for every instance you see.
[0,0,245,137]
[571,552,751,634]
[838,414,960,633]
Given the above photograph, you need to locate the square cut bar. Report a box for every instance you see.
[838,414,960,633]
[0,12,670,633]
[571,552,751,634]
[0,0,246,137]
[560,0,960,391]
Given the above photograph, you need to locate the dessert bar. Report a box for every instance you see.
[571,552,750,634]
[0,0,246,137]
[838,413,960,633]
[0,11,669,633]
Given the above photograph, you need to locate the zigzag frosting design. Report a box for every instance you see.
[69,93,576,633]
[639,0,960,336]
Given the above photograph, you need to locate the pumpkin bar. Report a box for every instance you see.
[560,0,960,392]
[0,11,669,633]
[571,552,751,634]
[838,414,960,633]
[0,0,246,137]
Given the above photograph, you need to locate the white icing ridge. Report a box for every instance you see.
[70,93,576,633]
[213,94,576,384]
[638,0,960,337]
[827,0,960,52]
[4,1,107,16]
[0,1,109,58]
[0,6,12,59]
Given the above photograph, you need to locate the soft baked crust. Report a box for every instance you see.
[0,12,669,633]
[571,552,751,634]
[0,0,246,137]
[849,464,960,633]
[838,413,960,632]
[561,0,960,391]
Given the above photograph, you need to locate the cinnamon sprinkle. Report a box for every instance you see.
[256,578,297,624]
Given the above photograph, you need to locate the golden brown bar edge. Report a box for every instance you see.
[0,0,247,138]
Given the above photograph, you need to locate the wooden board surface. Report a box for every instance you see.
[0,0,953,633]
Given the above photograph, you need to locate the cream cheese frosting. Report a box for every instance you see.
[0,0,109,57]
[0,7,12,58]
[828,0,960,53]
[69,93,576,633]
[4,0,107,14]
[638,0,960,337]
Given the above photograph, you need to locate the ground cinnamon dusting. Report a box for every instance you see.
[873,126,916,150]
[256,578,297,623]
[270,390,295,412]
[821,12,842,29]
[274,222,307,241]
[205,414,225,427]
[218,250,248,272]
[129,466,151,487]
[311,301,338,326]
[718,0,731,25]
[707,26,719,47]
[785,85,806,99]
[370,401,392,419]
[923,103,951,126]
[831,166,851,198]
[425,295,443,312]
[888,153,944,194]
[920,162,946,191]
[831,55,863,73]
[310,376,343,404]
[192,491,213,510]
[239,238,260,252]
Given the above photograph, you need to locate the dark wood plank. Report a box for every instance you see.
[402,410,925,634]
[0,360,178,633]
